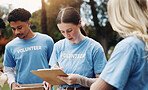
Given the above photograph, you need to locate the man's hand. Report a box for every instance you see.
[4,74,8,84]
[0,71,3,75]
[0,72,8,87]
[11,82,21,90]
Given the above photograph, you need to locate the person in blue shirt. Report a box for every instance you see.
[0,18,8,87]
[90,0,148,90]
[0,18,6,35]
[43,7,107,90]
[3,8,54,90]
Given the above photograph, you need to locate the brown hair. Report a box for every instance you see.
[0,18,5,29]
[8,8,31,23]
[56,7,87,36]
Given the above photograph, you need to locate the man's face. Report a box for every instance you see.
[10,20,30,39]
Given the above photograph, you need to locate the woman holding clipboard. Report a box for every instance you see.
[43,7,107,90]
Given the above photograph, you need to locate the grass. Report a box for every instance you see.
[0,83,10,90]
[0,59,10,90]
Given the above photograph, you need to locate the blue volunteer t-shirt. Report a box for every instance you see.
[3,32,54,84]
[49,37,107,88]
[100,36,148,90]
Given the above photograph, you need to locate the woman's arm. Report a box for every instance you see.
[90,78,113,90]
[57,74,97,87]
[76,74,97,87]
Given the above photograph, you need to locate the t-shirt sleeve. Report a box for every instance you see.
[93,46,107,74]
[3,46,16,67]
[100,42,135,89]
[49,43,59,66]
[46,37,54,62]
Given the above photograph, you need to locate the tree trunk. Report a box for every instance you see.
[41,0,47,34]
[96,32,108,59]
[88,0,113,58]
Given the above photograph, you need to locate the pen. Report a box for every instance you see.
[56,62,60,67]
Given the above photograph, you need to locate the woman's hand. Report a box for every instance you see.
[51,64,64,70]
[42,64,64,90]
[57,74,79,85]
[11,82,21,90]
[42,81,52,90]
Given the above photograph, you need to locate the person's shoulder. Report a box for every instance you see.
[52,38,66,50]
[86,37,102,47]
[5,37,19,47]
[55,38,66,46]
[36,32,52,38]
[36,32,53,41]
[119,36,144,48]
[115,36,145,53]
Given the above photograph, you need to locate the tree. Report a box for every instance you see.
[82,0,119,57]
[30,10,41,32]
[41,0,48,34]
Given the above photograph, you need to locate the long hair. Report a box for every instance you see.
[108,0,148,51]
[56,7,87,36]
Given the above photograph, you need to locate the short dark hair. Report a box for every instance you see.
[0,18,6,29]
[8,8,31,23]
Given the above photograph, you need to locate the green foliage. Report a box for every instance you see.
[0,4,13,23]
[1,24,13,39]
[30,10,41,32]
[0,83,10,90]
[0,62,10,90]
[0,58,3,63]
[0,5,14,40]
[81,0,120,57]
[84,25,98,42]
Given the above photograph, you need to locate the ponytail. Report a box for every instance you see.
[80,26,87,36]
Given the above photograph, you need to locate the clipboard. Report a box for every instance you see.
[14,83,44,90]
[30,69,68,85]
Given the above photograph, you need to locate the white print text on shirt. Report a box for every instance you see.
[17,46,42,53]
[60,53,86,59]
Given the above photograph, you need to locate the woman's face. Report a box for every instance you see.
[57,22,81,44]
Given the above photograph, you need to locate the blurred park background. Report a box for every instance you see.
[0,0,123,89]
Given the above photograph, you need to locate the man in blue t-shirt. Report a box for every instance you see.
[3,8,54,90]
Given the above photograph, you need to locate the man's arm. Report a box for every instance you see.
[0,71,8,87]
[3,66,16,88]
